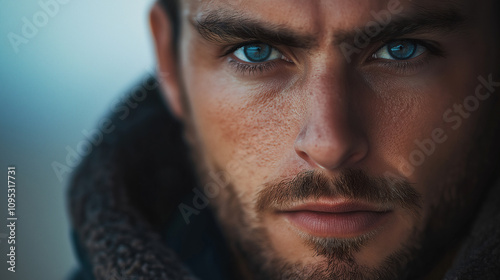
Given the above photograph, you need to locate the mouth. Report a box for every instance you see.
[277,199,393,238]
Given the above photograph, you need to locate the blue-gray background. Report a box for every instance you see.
[0,0,156,279]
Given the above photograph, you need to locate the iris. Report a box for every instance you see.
[243,43,272,62]
[387,40,417,60]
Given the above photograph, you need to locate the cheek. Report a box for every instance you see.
[184,61,305,197]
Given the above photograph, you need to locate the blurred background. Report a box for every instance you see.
[0,0,156,279]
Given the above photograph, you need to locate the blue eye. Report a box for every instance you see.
[234,43,283,63]
[244,44,271,62]
[373,40,426,60]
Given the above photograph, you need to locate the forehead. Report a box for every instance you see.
[181,0,486,32]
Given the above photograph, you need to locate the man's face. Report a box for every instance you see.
[153,0,499,279]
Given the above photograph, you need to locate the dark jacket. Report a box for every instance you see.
[68,77,500,280]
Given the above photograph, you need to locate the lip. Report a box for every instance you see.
[278,200,392,238]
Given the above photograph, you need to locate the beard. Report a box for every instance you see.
[194,166,480,280]
[203,169,426,280]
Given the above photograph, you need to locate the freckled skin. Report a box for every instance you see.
[150,0,500,279]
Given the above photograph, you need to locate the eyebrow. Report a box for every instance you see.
[334,8,467,45]
[193,7,467,49]
[192,12,317,48]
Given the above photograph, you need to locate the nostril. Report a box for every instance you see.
[295,148,320,169]
[295,147,335,170]
[295,149,309,163]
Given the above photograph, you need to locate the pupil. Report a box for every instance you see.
[244,44,272,62]
[388,41,417,60]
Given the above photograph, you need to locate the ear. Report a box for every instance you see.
[149,2,184,119]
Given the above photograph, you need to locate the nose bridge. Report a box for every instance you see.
[295,55,368,170]
[308,57,351,129]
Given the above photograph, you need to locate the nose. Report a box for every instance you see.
[294,63,369,170]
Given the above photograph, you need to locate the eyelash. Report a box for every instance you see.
[372,57,431,75]
[228,59,280,75]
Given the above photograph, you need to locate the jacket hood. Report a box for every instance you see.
[68,77,500,280]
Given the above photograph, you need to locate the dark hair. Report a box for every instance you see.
[159,0,180,44]
[158,0,500,56]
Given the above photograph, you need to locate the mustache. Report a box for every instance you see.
[256,169,422,215]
